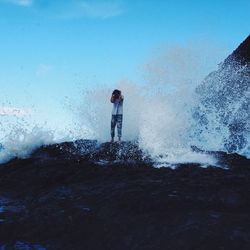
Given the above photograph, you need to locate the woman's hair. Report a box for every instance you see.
[112,89,121,99]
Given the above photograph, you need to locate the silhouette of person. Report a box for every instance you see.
[110,89,124,143]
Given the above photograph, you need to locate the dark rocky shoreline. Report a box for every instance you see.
[0,140,250,250]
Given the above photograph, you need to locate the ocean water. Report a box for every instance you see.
[0,45,249,166]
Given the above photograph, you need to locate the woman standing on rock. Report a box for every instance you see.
[110,89,124,143]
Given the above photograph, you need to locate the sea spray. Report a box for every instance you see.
[194,59,250,157]
[71,84,216,166]
[0,42,249,165]
[74,43,249,164]
[70,44,224,166]
[0,105,82,163]
[0,126,56,164]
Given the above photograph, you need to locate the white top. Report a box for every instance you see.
[112,96,124,115]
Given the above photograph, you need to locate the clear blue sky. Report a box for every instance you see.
[0,0,249,135]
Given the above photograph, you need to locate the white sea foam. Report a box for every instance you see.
[0,126,55,164]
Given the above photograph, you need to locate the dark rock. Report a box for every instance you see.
[0,140,250,249]
[225,35,250,65]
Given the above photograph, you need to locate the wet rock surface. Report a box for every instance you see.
[0,141,250,250]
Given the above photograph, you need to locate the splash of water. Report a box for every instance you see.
[0,42,249,166]
[0,126,55,164]
[194,59,250,157]
[72,44,249,165]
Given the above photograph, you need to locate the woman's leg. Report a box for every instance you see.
[117,115,123,142]
[110,115,117,142]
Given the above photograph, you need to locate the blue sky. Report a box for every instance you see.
[0,0,249,134]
